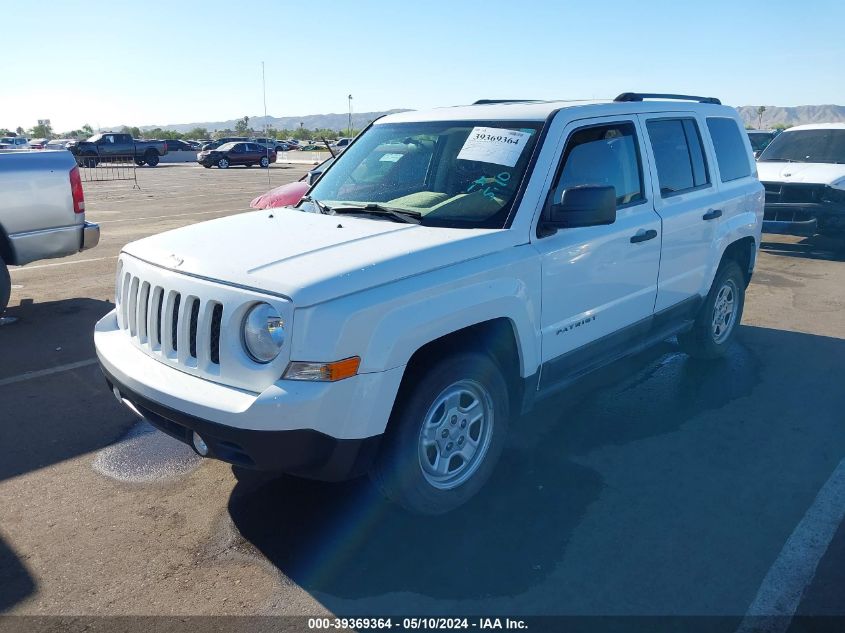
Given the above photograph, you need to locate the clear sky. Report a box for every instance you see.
[2,0,843,132]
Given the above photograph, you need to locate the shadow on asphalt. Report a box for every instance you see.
[0,538,35,612]
[0,298,134,483]
[760,234,845,262]
[227,328,768,607]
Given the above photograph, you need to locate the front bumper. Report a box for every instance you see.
[94,309,404,478]
[103,367,380,479]
[763,202,845,236]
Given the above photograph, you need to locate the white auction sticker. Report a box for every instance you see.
[379,153,404,162]
[457,127,531,167]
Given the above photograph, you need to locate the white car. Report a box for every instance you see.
[756,123,845,236]
[0,136,30,149]
[95,93,763,514]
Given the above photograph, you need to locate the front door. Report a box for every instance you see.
[533,116,662,388]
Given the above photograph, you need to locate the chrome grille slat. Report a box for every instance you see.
[137,282,150,343]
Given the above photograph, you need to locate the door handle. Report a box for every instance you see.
[630,229,658,244]
[702,209,723,221]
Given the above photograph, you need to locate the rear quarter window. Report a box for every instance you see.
[707,118,752,182]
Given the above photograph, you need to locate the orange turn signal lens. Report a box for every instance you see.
[283,357,361,382]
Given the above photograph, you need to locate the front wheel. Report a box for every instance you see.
[370,351,510,515]
[134,159,145,167]
[678,260,745,359]
[217,158,229,169]
[260,156,270,168]
[0,254,10,315]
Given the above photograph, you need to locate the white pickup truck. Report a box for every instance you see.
[0,150,100,315]
[95,93,763,514]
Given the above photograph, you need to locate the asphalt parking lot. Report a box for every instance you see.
[1,164,844,624]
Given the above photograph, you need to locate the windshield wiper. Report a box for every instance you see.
[331,203,422,224]
[301,195,333,214]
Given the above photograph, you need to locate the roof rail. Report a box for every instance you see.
[472,99,541,105]
[614,92,722,105]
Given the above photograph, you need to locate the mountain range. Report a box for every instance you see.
[138,104,845,134]
[736,105,845,128]
[139,110,411,134]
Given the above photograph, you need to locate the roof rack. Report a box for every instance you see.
[472,99,541,105]
[614,92,721,105]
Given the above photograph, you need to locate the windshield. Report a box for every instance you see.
[758,129,845,164]
[303,120,543,228]
[747,132,774,152]
[217,142,237,151]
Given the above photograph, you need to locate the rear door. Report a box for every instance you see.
[534,116,662,386]
[639,114,721,311]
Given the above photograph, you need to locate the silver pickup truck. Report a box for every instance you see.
[0,150,100,314]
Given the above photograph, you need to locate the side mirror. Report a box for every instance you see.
[542,185,617,234]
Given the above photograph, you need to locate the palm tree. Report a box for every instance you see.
[756,106,766,129]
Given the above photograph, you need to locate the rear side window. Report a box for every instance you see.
[707,118,752,182]
[646,118,710,196]
[551,121,644,207]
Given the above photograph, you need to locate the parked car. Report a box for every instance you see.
[0,137,30,149]
[197,142,276,168]
[67,133,168,167]
[253,137,293,152]
[757,123,845,236]
[95,93,762,515]
[45,139,73,150]
[0,150,99,314]
[200,137,250,151]
[331,137,353,152]
[185,140,202,150]
[163,139,196,152]
[28,138,50,149]
[249,157,335,209]
[746,129,777,157]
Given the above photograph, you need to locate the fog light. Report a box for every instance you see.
[192,432,209,456]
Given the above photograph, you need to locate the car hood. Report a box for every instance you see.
[757,161,845,187]
[122,208,516,307]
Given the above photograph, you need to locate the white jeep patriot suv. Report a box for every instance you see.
[95,93,764,514]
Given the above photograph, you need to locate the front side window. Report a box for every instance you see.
[707,117,752,182]
[550,121,644,208]
[305,120,543,228]
[647,118,710,196]
[758,129,845,165]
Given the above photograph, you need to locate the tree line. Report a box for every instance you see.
[1,114,357,141]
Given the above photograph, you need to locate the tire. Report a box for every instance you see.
[144,151,159,167]
[678,259,745,359]
[260,156,270,168]
[217,158,229,169]
[134,159,145,167]
[370,351,510,515]
[0,254,10,315]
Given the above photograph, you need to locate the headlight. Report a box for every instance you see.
[241,303,285,363]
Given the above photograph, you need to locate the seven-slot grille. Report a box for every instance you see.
[118,270,224,368]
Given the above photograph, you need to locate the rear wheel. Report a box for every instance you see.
[370,351,510,515]
[260,156,270,168]
[144,151,159,167]
[217,158,229,169]
[0,255,10,315]
[678,259,745,359]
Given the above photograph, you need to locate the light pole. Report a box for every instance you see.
[347,94,353,138]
